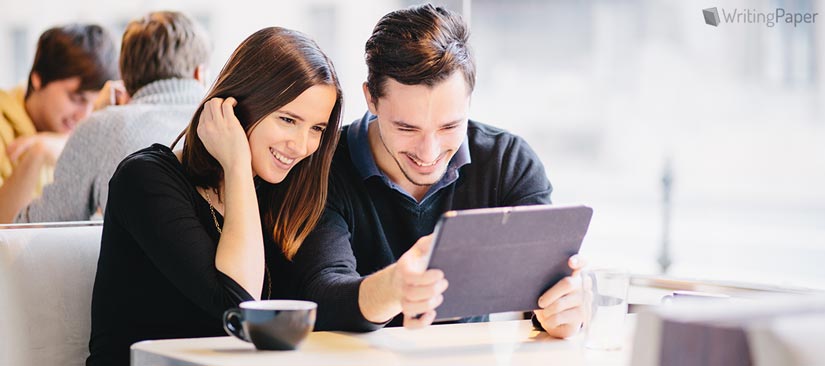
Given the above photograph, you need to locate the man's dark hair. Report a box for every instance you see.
[365,3,475,103]
[120,11,211,95]
[26,24,118,98]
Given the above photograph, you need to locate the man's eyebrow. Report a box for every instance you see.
[391,120,417,129]
[391,119,464,129]
[440,119,463,127]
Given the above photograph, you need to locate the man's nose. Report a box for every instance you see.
[416,132,441,162]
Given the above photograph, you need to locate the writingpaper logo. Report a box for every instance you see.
[704,6,819,27]
[703,7,720,26]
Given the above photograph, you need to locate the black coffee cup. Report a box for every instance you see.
[222,300,317,350]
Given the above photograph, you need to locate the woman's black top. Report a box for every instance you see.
[86,144,295,366]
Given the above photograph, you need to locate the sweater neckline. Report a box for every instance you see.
[130,78,205,106]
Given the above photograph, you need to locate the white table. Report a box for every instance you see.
[131,317,636,366]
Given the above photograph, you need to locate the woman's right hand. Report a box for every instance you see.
[197,97,251,171]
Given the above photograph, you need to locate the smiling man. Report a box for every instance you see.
[367,72,470,202]
[291,4,587,338]
[0,24,118,221]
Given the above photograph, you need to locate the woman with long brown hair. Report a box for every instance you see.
[86,26,342,366]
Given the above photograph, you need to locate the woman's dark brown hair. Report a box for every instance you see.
[172,27,342,260]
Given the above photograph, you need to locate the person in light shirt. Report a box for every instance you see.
[14,11,211,223]
[0,23,118,222]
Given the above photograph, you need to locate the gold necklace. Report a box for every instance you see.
[205,189,272,300]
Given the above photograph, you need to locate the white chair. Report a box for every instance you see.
[0,222,103,366]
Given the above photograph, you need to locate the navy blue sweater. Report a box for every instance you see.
[291,121,553,331]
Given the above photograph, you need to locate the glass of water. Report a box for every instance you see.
[581,268,629,350]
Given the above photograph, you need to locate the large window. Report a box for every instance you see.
[468,0,824,289]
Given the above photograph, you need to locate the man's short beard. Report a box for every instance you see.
[399,163,444,186]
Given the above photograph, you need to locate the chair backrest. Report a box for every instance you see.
[0,222,103,366]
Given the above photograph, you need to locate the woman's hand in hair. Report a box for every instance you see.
[197,97,252,170]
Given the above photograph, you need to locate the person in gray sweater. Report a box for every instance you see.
[15,11,211,223]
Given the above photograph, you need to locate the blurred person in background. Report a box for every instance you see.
[0,23,119,222]
[14,11,211,223]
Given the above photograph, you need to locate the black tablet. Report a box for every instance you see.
[426,204,593,320]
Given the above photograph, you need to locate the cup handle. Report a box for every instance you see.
[223,308,248,342]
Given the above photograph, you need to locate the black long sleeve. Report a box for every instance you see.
[87,144,258,366]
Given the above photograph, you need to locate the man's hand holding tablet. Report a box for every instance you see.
[394,205,593,337]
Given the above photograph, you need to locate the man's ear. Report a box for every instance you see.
[362,82,378,116]
[193,64,207,83]
[30,72,42,91]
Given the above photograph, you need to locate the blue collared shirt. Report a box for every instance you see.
[347,112,471,204]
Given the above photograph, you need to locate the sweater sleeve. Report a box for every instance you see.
[499,135,553,206]
[15,119,102,223]
[291,180,387,332]
[108,154,254,318]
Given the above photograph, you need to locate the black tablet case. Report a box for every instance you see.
[427,205,593,320]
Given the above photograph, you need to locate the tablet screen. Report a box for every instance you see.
[427,204,593,320]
